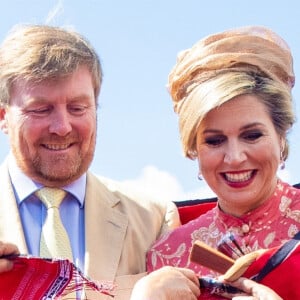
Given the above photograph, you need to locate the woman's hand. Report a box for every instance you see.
[0,241,19,273]
[131,266,200,300]
[229,277,283,300]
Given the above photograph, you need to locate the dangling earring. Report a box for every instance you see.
[279,137,286,170]
[280,149,285,170]
[198,173,203,181]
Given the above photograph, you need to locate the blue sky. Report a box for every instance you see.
[1,0,299,200]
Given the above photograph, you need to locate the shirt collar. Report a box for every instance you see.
[8,154,86,207]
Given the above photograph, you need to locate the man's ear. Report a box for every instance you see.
[0,108,9,134]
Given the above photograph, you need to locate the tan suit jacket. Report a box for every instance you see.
[0,160,180,299]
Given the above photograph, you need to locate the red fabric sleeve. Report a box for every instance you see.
[243,245,300,299]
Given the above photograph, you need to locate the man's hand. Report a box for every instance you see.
[0,242,20,273]
[131,266,200,300]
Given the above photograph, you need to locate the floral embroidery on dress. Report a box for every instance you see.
[149,242,186,269]
[191,222,223,246]
[280,195,292,212]
[263,231,276,248]
[280,195,300,222]
[288,224,299,238]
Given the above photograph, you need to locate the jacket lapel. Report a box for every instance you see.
[84,172,129,281]
[0,160,28,253]
[0,162,130,283]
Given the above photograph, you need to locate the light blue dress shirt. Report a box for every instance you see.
[8,155,86,271]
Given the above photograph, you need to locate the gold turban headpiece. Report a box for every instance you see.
[168,26,295,158]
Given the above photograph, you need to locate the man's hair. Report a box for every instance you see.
[0,24,102,107]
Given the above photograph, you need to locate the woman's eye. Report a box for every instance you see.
[205,136,226,146]
[243,131,263,141]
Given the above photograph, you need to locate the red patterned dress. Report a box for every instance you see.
[147,180,300,299]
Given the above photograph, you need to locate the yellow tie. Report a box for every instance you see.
[36,187,73,262]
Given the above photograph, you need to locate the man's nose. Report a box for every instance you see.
[48,109,72,136]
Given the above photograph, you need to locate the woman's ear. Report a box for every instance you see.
[0,108,9,133]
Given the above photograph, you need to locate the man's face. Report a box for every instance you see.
[0,66,97,187]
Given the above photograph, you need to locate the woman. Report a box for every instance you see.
[133,26,299,299]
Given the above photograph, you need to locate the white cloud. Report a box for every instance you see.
[45,0,64,24]
[120,165,216,202]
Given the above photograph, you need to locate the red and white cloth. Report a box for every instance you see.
[0,256,114,299]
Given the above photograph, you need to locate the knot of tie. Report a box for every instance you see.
[35,187,67,209]
[35,187,73,261]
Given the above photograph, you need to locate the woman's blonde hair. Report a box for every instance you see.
[167,26,295,160]
[181,71,294,159]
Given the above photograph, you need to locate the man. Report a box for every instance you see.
[0,24,179,299]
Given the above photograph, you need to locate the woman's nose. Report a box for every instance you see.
[223,142,247,165]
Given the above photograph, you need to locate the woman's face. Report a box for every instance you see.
[196,94,282,216]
